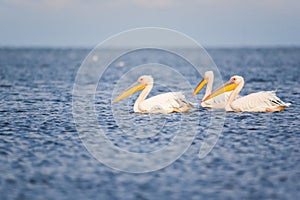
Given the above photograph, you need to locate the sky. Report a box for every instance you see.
[0,0,299,47]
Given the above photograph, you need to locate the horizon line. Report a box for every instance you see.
[1,44,300,50]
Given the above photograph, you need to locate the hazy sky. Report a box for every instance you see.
[0,0,299,47]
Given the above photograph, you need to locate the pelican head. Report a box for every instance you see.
[202,75,242,102]
[192,71,213,96]
[112,75,153,103]
[138,75,153,85]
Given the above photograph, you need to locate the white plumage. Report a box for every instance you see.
[202,92,231,108]
[138,92,194,113]
[231,91,291,112]
[203,75,291,112]
[113,75,194,114]
[193,71,232,108]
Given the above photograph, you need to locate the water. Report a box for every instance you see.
[0,47,299,199]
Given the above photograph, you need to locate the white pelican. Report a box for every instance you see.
[193,71,231,108]
[112,75,194,114]
[202,75,291,112]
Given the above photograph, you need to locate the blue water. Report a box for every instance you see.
[0,47,299,199]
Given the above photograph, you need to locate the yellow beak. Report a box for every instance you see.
[193,78,207,96]
[112,82,146,103]
[202,80,237,102]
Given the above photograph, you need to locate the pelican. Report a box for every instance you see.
[112,75,194,114]
[202,75,291,112]
[193,71,231,108]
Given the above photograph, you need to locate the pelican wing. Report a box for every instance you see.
[231,91,291,112]
[139,92,194,113]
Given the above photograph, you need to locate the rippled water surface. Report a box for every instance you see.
[0,47,299,199]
